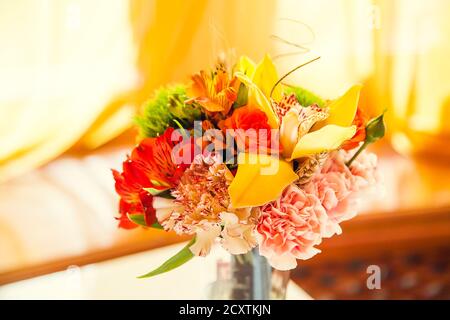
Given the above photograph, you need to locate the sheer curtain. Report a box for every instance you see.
[0,0,277,182]
[0,0,137,182]
[1,0,448,181]
[373,0,450,158]
[0,0,277,272]
[273,0,450,157]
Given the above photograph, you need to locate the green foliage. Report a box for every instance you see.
[232,82,249,109]
[135,85,202,137]
[143,187,174,199]
[365,113,386,143]
[127,214,164,229]
[346,112,386,166]
[284,85,325,108]
[138,238,196,278]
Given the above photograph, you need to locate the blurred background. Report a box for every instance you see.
[0,0,449,299]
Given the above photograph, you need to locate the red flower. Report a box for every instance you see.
[131,127,190,186]
[342,108,367,151]
[112,128,195,229]
[112,160,155,229]
[219,105,279,154]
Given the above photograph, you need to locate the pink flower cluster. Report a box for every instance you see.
[257,150,378,270]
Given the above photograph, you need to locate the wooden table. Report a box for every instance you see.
[1,143,449,299]
[0,242,312,300]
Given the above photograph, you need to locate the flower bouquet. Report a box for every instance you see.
[112,55,384,284]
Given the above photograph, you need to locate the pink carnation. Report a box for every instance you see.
[304,150,378,237]
[257,150,378,270]
[257,184,328,270]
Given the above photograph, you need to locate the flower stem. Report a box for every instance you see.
[346,141,369,167]
[270,56,321,99]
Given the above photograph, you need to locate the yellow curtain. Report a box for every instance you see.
[2,0,448,183]
[0,0,137,182]
[270,0,450,157]
[136,0,275,89]
[371,0,450,158]
[0,0,276,183]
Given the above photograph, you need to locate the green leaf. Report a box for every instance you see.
[157,190,175,199]
[138,238,196,278]
[151,221,164,229]
[365,113,386,143]
[284,85,325,108]
[127,213,164,229]
[346,112,386,166]
[143,187,174,199]
[233,82,248,109]
[143,187,169,196]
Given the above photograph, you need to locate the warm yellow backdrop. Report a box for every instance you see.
[0,0,277,183]
[1,0,449,183]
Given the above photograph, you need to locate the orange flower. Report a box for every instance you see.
[194,120,228,152]
[342,108,367,151]
[187,65,239,114]
[219,105,279,154]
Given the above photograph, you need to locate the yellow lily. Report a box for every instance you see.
[236,55,256,78]
[281,85,361,161]
[229,153,298,208]
[228,56,362,208]
[236,54,281,102]
[313,84,362,129]
[252,54,282,101]
[234,55,281,128]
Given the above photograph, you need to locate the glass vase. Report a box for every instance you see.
[207,248,290,300]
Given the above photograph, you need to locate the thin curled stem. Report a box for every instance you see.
[270,56,321,99]
[270,18,316,60]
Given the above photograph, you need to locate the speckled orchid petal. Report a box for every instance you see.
[279,106,301,158]
[280,104,330,159]
[288,125,356,160]
[228,153,298,208]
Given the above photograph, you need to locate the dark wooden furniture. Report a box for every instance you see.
[291,147,450,299]
[291,207,450,299]
[1,148,449,300]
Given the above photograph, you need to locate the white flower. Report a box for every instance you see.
[220,212,257,255]
[265,252,299,271]
[153,196,183,223]
[189,223,221,257]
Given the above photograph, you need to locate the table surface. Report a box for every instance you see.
[1,142,449,286]
[0,242,312,300]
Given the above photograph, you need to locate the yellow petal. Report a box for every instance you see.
[280,106,301,158]
[229,153,298,208]
[236,55,256,78]
[235,72,279,128]
[314,84,362,130]
[252,54,282,101]
[288,125,357,160]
